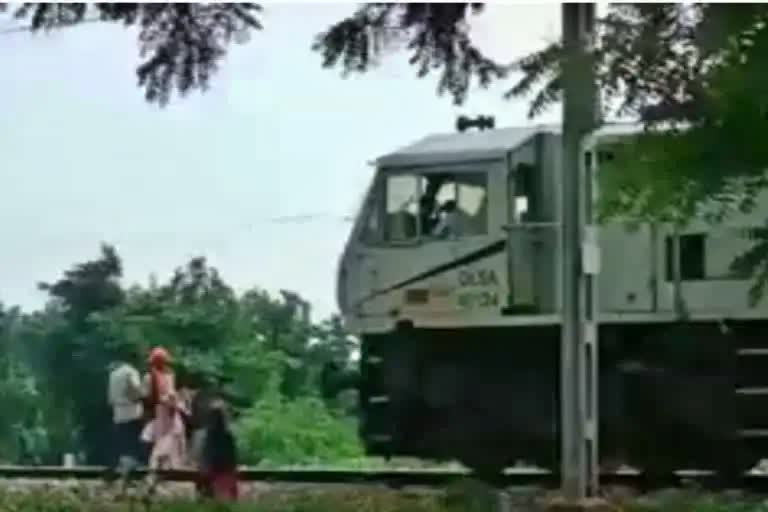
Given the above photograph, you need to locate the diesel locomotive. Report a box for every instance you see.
[336,122,768,477]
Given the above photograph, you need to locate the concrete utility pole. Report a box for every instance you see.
[559,2,600,501]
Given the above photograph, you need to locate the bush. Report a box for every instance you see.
[234,380,364,466]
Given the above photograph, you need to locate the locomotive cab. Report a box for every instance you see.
[337,126,562,334]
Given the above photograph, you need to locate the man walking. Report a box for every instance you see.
[108,344,144,477]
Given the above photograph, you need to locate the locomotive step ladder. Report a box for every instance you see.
[360,353,395,453]
[734,346,768,441]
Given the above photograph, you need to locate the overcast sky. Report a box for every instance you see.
[0,3,562,320]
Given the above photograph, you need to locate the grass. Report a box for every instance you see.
[0,484,448,512]
[0,480,766,512]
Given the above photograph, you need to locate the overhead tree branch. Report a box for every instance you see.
[312,3,509,105]
[6,3,263,106]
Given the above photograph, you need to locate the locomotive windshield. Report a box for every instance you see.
[359,170,488,245]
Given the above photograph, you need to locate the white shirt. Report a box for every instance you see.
[433,211,461,238]
[108,362,143,424]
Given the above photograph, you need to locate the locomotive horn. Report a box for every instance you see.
[456,115,495,133]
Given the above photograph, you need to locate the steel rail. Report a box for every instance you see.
[0,466,767,492]
[0,465,475,486]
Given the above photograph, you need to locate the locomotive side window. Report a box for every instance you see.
[384,174,420,242]
[665,230,753,281]
[665,233,705,281]
[359,186,383,245]
[513,163,535,223]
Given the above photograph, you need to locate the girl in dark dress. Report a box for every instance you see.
[198,405,239,501]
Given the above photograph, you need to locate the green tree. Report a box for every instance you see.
[314,315,359,414]
[0,305,43,462]
[1,3,263,106]
[92,257,267,404]
[4,3,508,108]
[8,306,81,464]
[0,240,363,465]
[34,244,125,464]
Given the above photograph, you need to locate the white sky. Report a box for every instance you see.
[0,3,563,320]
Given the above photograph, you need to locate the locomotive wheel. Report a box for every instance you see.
[459,451,509,484]
[634,450,679,481]
[453,432,516,483]
[640,463,679,483]
[713,442,755,481]
[716,458,755,481]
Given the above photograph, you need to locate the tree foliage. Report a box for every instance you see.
[2,3,263,106]
[0,245,360,465]
[312,3,507,105]
[493,6,768,231]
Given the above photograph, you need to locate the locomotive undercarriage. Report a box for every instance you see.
[358,321,768,478]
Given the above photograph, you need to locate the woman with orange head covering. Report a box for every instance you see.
[141,346,188,470]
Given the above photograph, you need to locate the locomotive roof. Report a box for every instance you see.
[375,122,643,168]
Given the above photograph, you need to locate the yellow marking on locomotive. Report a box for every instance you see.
[404,288,429,305]
[402,286,457,312]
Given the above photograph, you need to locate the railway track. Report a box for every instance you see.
[1,465,768,492]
